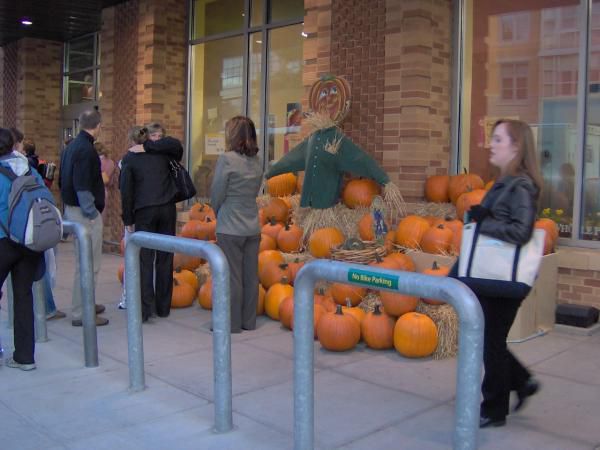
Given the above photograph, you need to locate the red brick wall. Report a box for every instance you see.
[1,43,18,129]
[558,268,600,310]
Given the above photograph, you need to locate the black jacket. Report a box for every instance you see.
[479,175,539,245]
[59,130,105,213]
[119,137,183,226]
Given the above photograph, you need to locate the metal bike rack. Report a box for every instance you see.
[3,220,98,367]
[293,259,484,450]
[124,231,233,433]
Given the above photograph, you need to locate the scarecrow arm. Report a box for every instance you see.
[337,136,389,185]
[265,139,308,178]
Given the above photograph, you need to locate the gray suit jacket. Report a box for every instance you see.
[210,151,263,236]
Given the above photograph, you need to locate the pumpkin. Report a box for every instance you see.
[394,312,438,358]
[385,252,416,272]
[484,180,495,191]
[420,223,453,254]
[425,174,450,203]
[189,202,215,221]
[342,178,381,209]
[173,267,198,292]
[455,188,487,223]
[394,216,430,249]
[263,198,289,223]
[358,213,389,241]
[171,278,195,308]
[258,208,267,226]
[258,249,284,273]
[259,233,277,252]
[267,173,297,197]
[379,290,418,317]
[181,220,203,239]
[196,217,217,240]
[308,227,345,258]
[342,299,366,325]
[314,290,336,312]
[259,262,291,290]
[316,305,361,351]
[117,262,124,284]
[262,218,284,241]
[330,283,366,306]
[257,284,266,315]
[287,258,305,284]
[287,302,327,338]
[369,254,403,271]
[384,230,396,251]
[448,169,484,204]
[277,221,303,253]
[422,261,450,305]
[535,218,559,255]
[265,277,294,320]
[173,253,202,271]
[309,74,352,122]
[361,304,395,349]
[198,278,212,310]
[279,295,295,330]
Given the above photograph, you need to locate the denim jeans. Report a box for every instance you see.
[43,271,57,315]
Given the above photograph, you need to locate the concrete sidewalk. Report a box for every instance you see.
[1,241,599,450]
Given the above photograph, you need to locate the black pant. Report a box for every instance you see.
[134,203,176,319]
[217,233,260,332]
[0,238,41,364]
[479,295,531,420]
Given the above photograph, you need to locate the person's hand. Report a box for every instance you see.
[128,144,145,153]
[468,204,489,222]
[126,225,135,233]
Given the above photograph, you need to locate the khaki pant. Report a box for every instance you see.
[64,205,103,320]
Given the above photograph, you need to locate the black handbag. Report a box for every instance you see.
[169,159,196,202]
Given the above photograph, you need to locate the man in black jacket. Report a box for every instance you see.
[59,109,108,326]
[120,123,183,322]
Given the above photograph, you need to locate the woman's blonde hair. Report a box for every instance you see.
[493,119,543,194]
[225,116,258,157]
[128,126,148,145]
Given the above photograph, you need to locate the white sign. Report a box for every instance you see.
[205,133,225,155]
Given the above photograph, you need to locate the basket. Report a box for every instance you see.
[330,240,387,265]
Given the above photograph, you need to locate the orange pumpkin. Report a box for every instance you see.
[262,218,284,241]
[258,208,267,226]
[379,290,418,317]
[330,283,367,306]
[171,278,195,308]
[265,277,294,320]
[263,198,289,223]
[314,290,336,313]
[422,261,450,305]
[425,175,450,203]
[198,278,212,310]
[357,213,389,241]
[420,223,453,254]
[369,254,402,271]
[316,305,361,351]
[259,233,277,252]
[277,222,303,253]
[259,262,291,290]
[173,267,198,292]
[181,220,203,239]
[196,217,217,240]
[535,218,559,255]
[448,169,484,204]
[308,227,345,258]
[267,173,297,197]
[173,253,202,271]
[394,216,430,249]
[455,189,487,223]
[342,300,366,325]
[258,250,284,273]
[189,202,215,221]
[361,304,395,349]
[288,302,327,338]
[393,312,438,358]
[385,252,416,272]
[257,284,266,315]
[117,262,124,284]
[342,178,380,209]
[484,180,495,191]
[287,258,305,284]
[279,295,295,330]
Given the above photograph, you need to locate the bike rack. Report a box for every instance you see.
[124,231,233,433]
[293,259,484,450]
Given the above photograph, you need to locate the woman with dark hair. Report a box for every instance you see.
[210,116,263,333]
[454,119,543,428]
[0,128,47,370]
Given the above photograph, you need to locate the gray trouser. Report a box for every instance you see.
[64,205,103,320]
[216,233,260,332]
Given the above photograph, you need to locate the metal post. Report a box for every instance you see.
[125,231,233,433]
[293,259,484,450]
[32,280,48,342]
[63,220,98,367]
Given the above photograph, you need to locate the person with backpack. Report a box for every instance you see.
[59,109,108,327]
[0,128,53,370]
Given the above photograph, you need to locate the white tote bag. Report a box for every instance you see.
[458,222,545,287]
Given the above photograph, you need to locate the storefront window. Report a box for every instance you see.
[63,33,99,105]
[189,0,304,200]
[461,1,581,239]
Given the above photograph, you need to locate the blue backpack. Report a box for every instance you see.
[0,165,63,252]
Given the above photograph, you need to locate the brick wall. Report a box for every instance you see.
[1,42,18,129]
[558,268,600,310]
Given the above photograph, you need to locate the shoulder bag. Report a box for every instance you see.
[169,159,196,203]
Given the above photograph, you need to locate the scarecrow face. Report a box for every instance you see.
[309,76,351,123]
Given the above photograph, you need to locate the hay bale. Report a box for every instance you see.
[416,301,458,359]
[406,202,457,220]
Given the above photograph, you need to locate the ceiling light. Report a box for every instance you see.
[21,18,33,26]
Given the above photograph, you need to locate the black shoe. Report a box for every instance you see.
[72,316,109,327]
[95,304,106,314]
[514,378,540,412]
[479,416,506,428]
